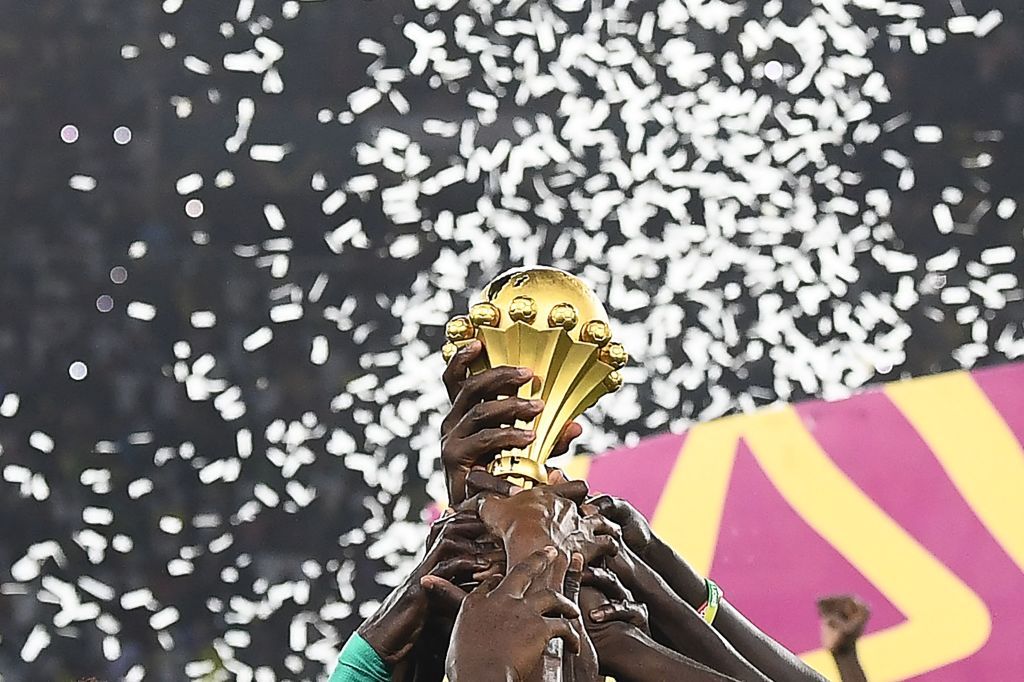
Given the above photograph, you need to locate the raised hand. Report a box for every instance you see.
[424,546,583,682]
[817,595,870,655]
[441,342,538,505]
[579,561,651,677]
[579,583,743,682]
[582,566,649,634]
[588,494,655,557]
[441,341,583,504]
[357,509,496,665]
[563,553,602,682]
[477,481,616,569]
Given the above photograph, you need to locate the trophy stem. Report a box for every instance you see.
[540,639,563,682]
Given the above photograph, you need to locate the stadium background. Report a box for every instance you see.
[0,0,1022,679]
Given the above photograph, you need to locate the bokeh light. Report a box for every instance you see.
[68,361,88,381]
[184,199,204,218]
[113,126,133,145]
[96,295,114,313]
[60,124,79,143]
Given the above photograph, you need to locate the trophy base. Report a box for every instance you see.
[489,454,548,489]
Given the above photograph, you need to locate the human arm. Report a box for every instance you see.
[441,341,583,506]
[330,632,392,682]
[352,510,500,669]
[818,595,870,682]
[604,540,770,682]
[422,546,583,682]
[476,481,615,568]
[578,580,740,682]
[586,612,743,682]
[594,495,829,682]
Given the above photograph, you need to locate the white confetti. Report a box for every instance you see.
[249,144,292,162]
[20,625,50,663]
[159,516,184,534]
[243,327,273,351]
[996,198,1017,220]
[933,204,954,234]
[0,393,20,417]
[69,175,97,192]
[184,55,212,75]
[127,301,157,321]
[150,606,181,631]
[264,204,286,230]
[176,173,204,195]
[190,311,217,328]
[981,246,1015,266]
[29,431,54,453]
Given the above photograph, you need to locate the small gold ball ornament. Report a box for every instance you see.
[441,343,459,363]
[469,302,501,327]
[598,342,628,369]
[508,296,538,324]
[603,370,624,391]
[445,316,475,342]
[580,320,612,346]
[547,303,578,330]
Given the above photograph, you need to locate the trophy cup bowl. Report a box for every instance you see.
[442,266,628,488]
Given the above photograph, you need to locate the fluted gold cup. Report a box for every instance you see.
[442,266,628,488]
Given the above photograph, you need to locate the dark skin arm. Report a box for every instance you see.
[577,569,739,682]
[605,539,770,682]
[561,553,601,682]
[423,546,583,682]
[401,485,514,682]
[475,481,611,682]
[593,495,829,682]
[357,510,501,670]
[441,341,582,506]
[476,481,616,568]
[818,595,870,682]
[582,594,742,681]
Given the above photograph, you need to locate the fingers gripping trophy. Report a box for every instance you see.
[442,266,629,489]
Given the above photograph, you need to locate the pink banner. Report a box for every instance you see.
[569,363,1024,681]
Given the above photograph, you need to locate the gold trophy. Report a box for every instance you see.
[442,266,628,488]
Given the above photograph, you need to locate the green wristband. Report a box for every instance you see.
[329,632,391,682]
[698,578,723,625]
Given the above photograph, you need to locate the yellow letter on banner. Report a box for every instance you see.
[650,415,746,576]
[886,372,1024,575]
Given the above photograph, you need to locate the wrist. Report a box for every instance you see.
[644,537,706,608]
[338,631,392,681]
[831,643,859,659]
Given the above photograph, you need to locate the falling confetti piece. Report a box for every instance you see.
[126,302,157,321]
[69,175,97,191]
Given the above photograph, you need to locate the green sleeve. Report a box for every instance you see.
[328,632,391,682]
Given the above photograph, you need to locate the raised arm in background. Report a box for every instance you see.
[818,595,870,682]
